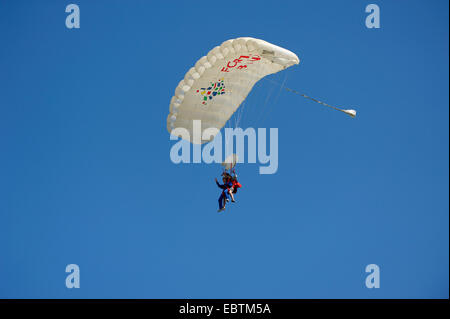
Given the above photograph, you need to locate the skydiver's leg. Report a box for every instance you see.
[218,194,223,209]
[224,189,230,202]
[218,193,226,211]
[229,188,235,202]
[223,192,228,207]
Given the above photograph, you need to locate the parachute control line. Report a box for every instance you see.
[262,75,357,118]
[284,87,357,118]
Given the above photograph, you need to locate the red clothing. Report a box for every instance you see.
[231,179,242,194]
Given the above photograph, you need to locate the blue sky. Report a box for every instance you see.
[0,0,448,298]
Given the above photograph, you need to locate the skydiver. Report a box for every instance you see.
[221,172,237,202]
[229,171,242,200]
[215,175,233,212]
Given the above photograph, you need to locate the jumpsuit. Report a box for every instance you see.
[216,180,233,210]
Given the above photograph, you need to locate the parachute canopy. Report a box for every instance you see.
[167,37,299,144]
[221,153,239,170]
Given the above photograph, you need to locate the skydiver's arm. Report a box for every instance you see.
[215,179,226,189]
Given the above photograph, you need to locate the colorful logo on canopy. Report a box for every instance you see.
[221,54,261,72]
[196,78,226,105]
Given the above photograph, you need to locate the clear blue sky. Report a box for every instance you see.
[0,0,448,298]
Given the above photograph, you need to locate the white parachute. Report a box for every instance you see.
[167,37,300,144]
